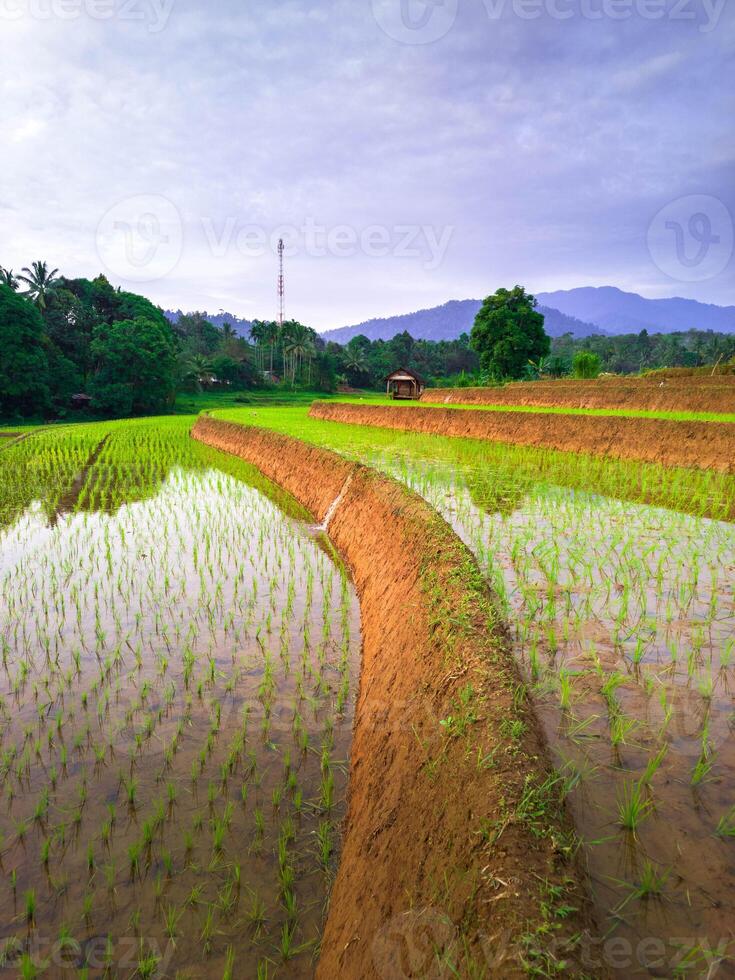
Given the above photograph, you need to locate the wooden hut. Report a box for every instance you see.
[385,368,425,400]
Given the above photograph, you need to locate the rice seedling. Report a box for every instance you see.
[0,417,361,975]
[25,889,36,925]
[216,403,735,967]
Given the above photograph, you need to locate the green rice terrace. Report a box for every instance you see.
[216,403,735,977]
[0,419,360,977]
[1,405,734,977]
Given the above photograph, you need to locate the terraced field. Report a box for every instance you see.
[3,401,734,978]
[0,419,361,977]
[215,403,735,977]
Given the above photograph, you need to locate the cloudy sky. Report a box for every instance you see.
[1,0,733,329]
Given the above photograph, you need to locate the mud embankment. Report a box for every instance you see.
[192,415,598,979]
[422,378,735,414]
[310,400,735,473]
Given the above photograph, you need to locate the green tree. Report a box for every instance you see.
[17,260,59,310]
[90,316,176,417]
[342,342,369,380]
[0,286,49,416]
[572,351,601,379]
[282,321,316,383]
[174,312,221,356]
[470,286,549,381]
[0,267,19,290]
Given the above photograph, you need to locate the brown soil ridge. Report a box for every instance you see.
[192,415,600,979]
[422,379,735,414]
[311,401,735,473]
[421,375,735,412]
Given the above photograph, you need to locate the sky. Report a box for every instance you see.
[1,0,733,330]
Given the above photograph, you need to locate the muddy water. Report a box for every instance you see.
[358,453,735,978]
[0,467,361,978]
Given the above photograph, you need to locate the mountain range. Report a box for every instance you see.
[535,287,735,335]
[164,309,253,336]
[320,287,735,345]
[165,287,735,346]
[319,299,602,344]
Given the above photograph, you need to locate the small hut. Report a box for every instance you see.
[385,368,425,400]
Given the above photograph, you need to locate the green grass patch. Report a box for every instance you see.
[213,404,735,522]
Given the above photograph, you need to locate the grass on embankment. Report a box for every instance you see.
[172,388,338,415]
[332,393,735,424]
[213,404,735,522]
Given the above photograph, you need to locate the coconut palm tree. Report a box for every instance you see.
[221,322,237,343]
[250,320,280,373]
[263,320,280,375]
[284,323,316,384]
[0,266,19,290]
[343,347,368,377]
[177,352,216,392]
[17,260,59,310]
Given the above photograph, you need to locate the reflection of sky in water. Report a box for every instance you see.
[358,450,735,974]
[0,466,361,976]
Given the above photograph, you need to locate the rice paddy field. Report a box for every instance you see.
[0,418,361,978]
[3,403,735,977]
[217,405,735,978]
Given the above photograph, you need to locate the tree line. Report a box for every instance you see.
[2,268,732,420]
[0,262,336,419]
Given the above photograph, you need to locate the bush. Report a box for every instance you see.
[572,351,602,379]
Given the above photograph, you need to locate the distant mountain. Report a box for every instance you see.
[165,309,253,337]
[321,299,602,345]
[535,287,735,335]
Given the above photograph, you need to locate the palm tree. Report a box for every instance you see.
[263,321,280,375]
[250,320,279,373]
[177,352,215,392]
[284,323,316,384]
[17,260,59,310]
[343,347,368,376]
[221,322,237,343]
[249,320,266,370]
[0,266,19,290]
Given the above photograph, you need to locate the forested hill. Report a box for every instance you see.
[322,289,735,344]
[535,287,735,334]
[321,299,602,344]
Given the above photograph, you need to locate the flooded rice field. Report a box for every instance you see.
[0,421,361,978]
[379,453,735,977]
[211,405,735,976]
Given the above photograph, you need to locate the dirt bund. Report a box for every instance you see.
[192,415,598,979]
[422,379,735,414]
[311,400,735,473]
